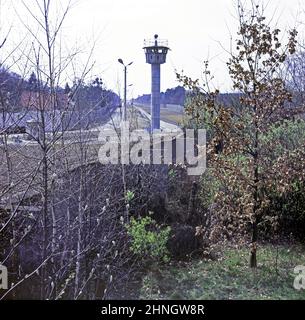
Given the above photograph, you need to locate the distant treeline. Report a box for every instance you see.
[0,67,120,112]
[0,67,120,132]
[134,85,242,107]
[135,86,186,106]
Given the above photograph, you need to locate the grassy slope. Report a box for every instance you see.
[140,245,305,300]
[137,104,187,125]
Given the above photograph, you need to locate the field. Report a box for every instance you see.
[138,244,305,300]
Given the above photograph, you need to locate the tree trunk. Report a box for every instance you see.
[251,114,259,269]
[250,221,257,268]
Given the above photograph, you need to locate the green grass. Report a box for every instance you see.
[139,245,305,300]
[138,104,187,125]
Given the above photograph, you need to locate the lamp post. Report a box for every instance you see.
[118,59,133,121]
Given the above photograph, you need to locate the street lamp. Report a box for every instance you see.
[118,58,133,121]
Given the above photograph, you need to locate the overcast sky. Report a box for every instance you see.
[1,0,304,98]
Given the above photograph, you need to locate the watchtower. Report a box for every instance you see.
[143,34,169,130]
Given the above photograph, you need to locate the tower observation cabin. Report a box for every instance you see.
[143,34,169,130]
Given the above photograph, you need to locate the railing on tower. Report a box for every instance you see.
[143,38,169,48]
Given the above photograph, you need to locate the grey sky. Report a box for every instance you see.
[1,0,304,98]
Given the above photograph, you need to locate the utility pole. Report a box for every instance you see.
[124,65,127,121]
[118,59,133,121]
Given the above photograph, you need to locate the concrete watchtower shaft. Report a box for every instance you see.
[143,34,169,130]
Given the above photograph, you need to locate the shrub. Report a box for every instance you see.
[260,119,305,160]
[126,216,171,263]
[266,181,305,241]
